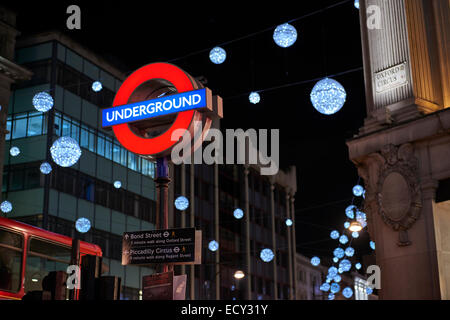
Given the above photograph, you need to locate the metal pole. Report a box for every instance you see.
[155,157,171,273]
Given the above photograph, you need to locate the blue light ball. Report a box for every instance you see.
[310,78,346,115]
[339,235,349,245]
[208,240,219,252]
[344,222,350,229]
[75,217,91,233]
[285,218,293,227]
[353,185,364,197]
[114,180,122,189]
[40,162,52,175]
[1,201,12,213]
[32,91,54,112]
[334,275,341,283]
[370,241,376,250]
[260,248,274,262]
[10,146,20,157]
[50,136,82,167]
[175,196,189,210]
[354,0,360,9]
[343,287,353,299]
[234,208,244,219]
[333,248,345,259]
[366,287,373,295]
[330,283,340,294]
[339,259,352,272]
[249,92,260,104]
[355,263,362,270]
[311,256,320,266]
[92,81,103,92]
[333,257,339,263]
[345,205,356,219]
[273,23,297,48]
[330,230,339,239]
[328,293,335,300]
[345,247,355,257]
[356,211,367,228]
[328,266,338,278]
[209,47,226,64]
[352,231,360,238]
[320,283,330,292]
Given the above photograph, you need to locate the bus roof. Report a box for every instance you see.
[0,216,102,256]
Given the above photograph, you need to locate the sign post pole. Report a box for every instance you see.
[155,156,171,273]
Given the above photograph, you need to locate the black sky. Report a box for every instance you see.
[7,0,372,261]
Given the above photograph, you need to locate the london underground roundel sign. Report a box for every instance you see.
[102,63,222,158]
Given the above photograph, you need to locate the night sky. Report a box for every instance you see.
[8,0,371,262]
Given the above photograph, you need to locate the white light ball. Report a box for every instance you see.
[40,162,52,175]
[92,81,103,92]
[353,185,364,197]
[208,240,219,252]
[175,196,189,211]
[311,256,320,266]
[354,0,360,9]
[114,180,122,189]
[285,218,293,227]
[310,78,347,115]
[352,231,360,238]
[209,47,226,64]
[330,230,339,239]
[234,208,244,219]
[10,146,20,157]
[75,217,91,233]
[273,23,297,48]
[339,235,349,245]
[32,92,54,112]
[355,263,362,270]
[249,92,261,104]
[260,248,274,262]
[50,137,82,167]
[1,201,12,213]
[370,241,376,250]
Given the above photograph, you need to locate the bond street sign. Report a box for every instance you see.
[122,228,201,265]
[102,88,210,128]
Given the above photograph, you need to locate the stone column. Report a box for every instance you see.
[270,182,278,299]
[244,166,252,299]
[180,163,186,276]
[190,161,195,300]
[214,163,220,299]
[290,194,297,299]
[285,193,294,300]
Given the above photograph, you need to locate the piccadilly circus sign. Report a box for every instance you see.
[102,62,223,158]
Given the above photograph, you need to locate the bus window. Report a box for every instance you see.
[0,228,23,293]
[24,238,71,294]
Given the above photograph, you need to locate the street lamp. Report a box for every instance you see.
[234,270,245,280]
[349,221,362,232]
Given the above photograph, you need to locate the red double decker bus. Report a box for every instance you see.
[0,216,102,300]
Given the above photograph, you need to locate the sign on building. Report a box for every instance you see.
[375,62,408,93]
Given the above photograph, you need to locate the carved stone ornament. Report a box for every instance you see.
[376,143,422,246]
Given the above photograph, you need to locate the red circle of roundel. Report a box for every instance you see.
[112,63,196,156]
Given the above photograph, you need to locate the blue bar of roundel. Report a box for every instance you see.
[102,88,206,127]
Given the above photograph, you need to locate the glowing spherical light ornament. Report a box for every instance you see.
[345,247,355,257]
[175,196,189,211]
[92,81,103,92]
[114,180,122,189]
[50,137,82,167]
[40,162,52,175]
[328,266,338,278]
[330,283,340,294]
[339,235,349,245]
[355,263,362,270]
[366,287,373,295]
[356,211,367,228]
[343,287,353,299]
[339,259,352,272]
[311,256,320,266]
[32,91,54,112]
[234,208,244,219]
[345,205,356,219]
[353,185,364,197]
[354,0,360,9]
[208,240,219,252]
[209,47,226,64]
[260,248,274,263]
[285,218,293,227]
[370,241,376,250]
[75,217,91,233]
[1,200,12,213]
[333,248,345,259]
[328,293,335,300]
[334,275,341,283]
[330,230,339,239]
[310,78,347,115]
[10,146,20,157]
[352,231,360,239]
[249,92,260,104]
[344,222,350,229]
[273,23,297,48]
[333,257,339,263]
[320,283,330,292]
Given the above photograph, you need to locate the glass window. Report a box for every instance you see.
[112,143,121,164]
[54,113,62,136]
[71,120,80,141]
[25,238,71,295]
[27,114,43,136]
[62,118,71,136]
[104,137,112,160]
[88,129,96,152]
[0,228,23,293]
[80,126,89,149]
[120,147,127,167]
[12,115,27,139]
[97,134,105,157]
[6,118,11,140]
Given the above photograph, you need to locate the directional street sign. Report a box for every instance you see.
[122,228,201,265]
